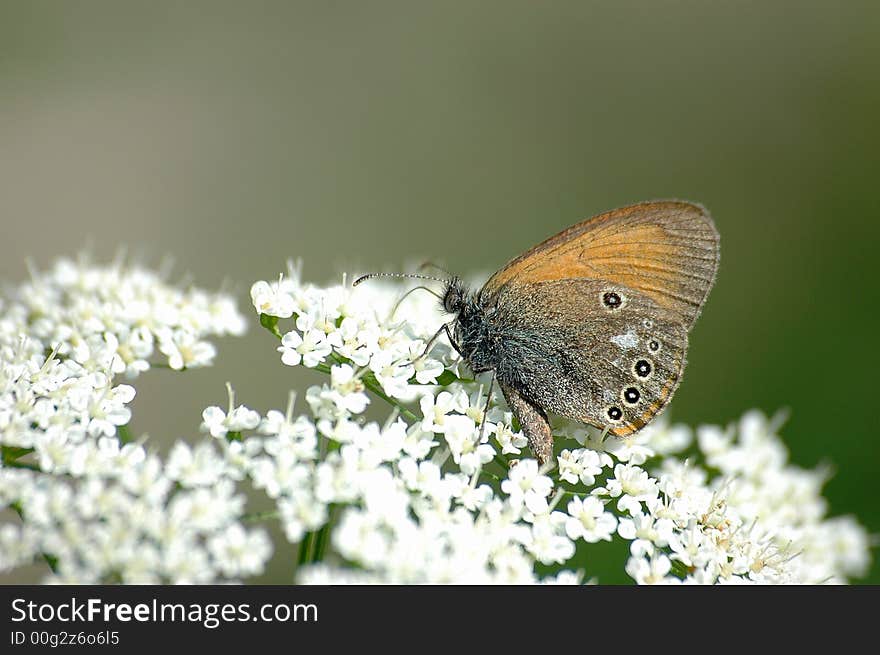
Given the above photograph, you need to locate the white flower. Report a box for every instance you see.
[626,554,679,585]
[557,448,610,486]
[120,455,172,505]
[200,404,260,439]
[493,420,528,455]
[0,524,39,571]
[166,441,226,487]
[83,384,135,437]
[329,364,369,413]
[541,570,586,585]
[260,410,318,461]
[333,317,377,367]
[158,330,217,370]
[642,418,693,455]
[501,459,554,515]
[564,496,617,543]
[163,539,213,584]
[401,423,439,460]
[227,406,261,431]
[667,520,715,569]
[34,431,74,473]
[600,463,660,514]
[398,458,442,494]
[368,350,414,399]
[617,511,675,557]
[250,279,296,318]
[526,513,575,564]
[114,326,153,377]
[168,482,244,533]
[306,370,370,423]
[278,329,332,368]
[603,432,654,465]
[457,483,494,512]
[208,524,272,578]
[360,468,411,524]
[462,386,491,425]
[249,454,310,499]
[420,390,465,433]
[821,516,871,578]
[333,509,391,567]
[443,414,495,476]
[406,341,445,384]
[278,492,328,542]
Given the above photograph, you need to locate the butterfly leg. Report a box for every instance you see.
[498,382,553,466]
[443,321,462,357]
[406,321,454,366]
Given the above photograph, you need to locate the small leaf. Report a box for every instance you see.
[260,313,283,339]
[116,425,133,444]
[1,446,34,463]
[405,369,468,386]
[434,369,460,386]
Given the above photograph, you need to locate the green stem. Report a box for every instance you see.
[312,507,336,563]
[260,313,283,339]
[362,377,418,422]
[481,470,503,483]
[11,505,57,573]
[242,510,280,522]
[297,531,316,567]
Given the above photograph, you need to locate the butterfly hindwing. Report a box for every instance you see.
[487,278,687,436]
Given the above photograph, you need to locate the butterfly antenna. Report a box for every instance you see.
[390,285,444,320]
[352,272,449,287]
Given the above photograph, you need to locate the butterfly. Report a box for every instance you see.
[360,200,719,464]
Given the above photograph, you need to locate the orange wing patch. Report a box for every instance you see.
[483,201,720,329]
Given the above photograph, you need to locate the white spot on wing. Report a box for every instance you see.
[611,332,638,350]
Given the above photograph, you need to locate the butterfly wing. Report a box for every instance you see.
[489,277,688,437]
[482,200,719,329]
[480,200,718,437]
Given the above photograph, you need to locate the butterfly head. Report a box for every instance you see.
[441,276,468,314]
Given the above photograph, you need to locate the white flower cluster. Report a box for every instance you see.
[0,257,871,584]
[0,257,267,582]
[0,257,245,469]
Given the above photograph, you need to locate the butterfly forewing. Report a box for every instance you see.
[481,200,720,329]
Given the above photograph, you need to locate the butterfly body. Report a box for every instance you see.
[442,200,719,465]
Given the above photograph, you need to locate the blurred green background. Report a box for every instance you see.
[1,1,877,583]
